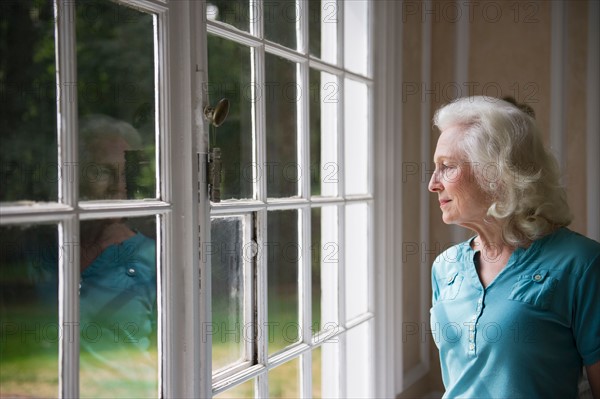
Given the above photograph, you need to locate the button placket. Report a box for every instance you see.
[468,294,484,355]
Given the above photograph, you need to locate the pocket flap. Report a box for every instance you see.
[446,271,459,285]
[531,269,548,283]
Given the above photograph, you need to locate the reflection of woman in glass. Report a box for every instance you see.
[78,115,157,398]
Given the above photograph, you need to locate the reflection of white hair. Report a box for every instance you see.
[79,114,142,152]
[433,96,572,247]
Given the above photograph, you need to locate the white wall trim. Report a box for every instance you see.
[398,0,433,392]
[373,0,399,397]
[550,1,567,176]
[418,0,432,381]
[586,0,600,241]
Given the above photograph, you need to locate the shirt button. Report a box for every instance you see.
[478,298,483,304]
[472,315,477,321]
[469,333,475,340]
[533,274,542,281]
[127,268,136,276]
[469,343,475,350]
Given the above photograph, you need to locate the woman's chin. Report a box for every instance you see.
[441,213,456,225]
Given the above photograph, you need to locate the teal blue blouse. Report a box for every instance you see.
[79,232,157,396]
[431,228,600,398]
[80,232,157,349]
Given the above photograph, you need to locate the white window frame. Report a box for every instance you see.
[195,0,381,397]
[0,0,178,397]
[1,1,401,397]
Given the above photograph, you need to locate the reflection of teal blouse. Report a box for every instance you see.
[79,232,157,397]
[80,232,157,349]
[431,228,600,399]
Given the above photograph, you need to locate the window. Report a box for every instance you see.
[1,0,378,397]
[204,0,374,397]
[1,0,168,397]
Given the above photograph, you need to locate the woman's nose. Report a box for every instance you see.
[428,171,442,192]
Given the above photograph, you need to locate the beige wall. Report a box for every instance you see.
[395,0,598,397]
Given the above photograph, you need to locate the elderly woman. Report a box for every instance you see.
[428,96,600,398]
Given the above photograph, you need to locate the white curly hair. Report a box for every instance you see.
[433,96,572,247]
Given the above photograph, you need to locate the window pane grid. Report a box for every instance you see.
[1,2,168,398]
[208,1,372,396]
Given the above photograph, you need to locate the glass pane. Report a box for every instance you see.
[345,321,371,398]
[265,54,299,198]
[0,0,57,202]
[267,210,299,354]
[345,203,368,321]
[207,35,253,200]
[309,69,338,197]
[344,79,369,195]
[268,358,300,398]
[210,216,247,371]
[0,224,58,397]
[344,0,369,76]
[207,0,251,33]
[311,207,321,333]
[264,0,298,50]
[214,378,255,399]
[311,206,338,335]
[79,216,158,398]
[309,0,338,64]
[77,2,156,200]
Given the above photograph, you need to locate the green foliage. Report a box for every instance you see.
[0,0,156,202]
[0,0,57,201]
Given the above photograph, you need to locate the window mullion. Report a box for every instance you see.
[255,207,269,397]
[253,44,267,202]
[58,217,80,399]
[250,0,262,38]
[55,0,79,397]
[336,0,344,68]
[296,0,307,54]
[301,351,313,398]
[336,59,345,195]
[55,0,79,208]
[253,17,269,393]
[300,206,312,397]
[252,3,269,391]
[244,214,255,363]
[298,2,311,370]
[298,61,310,199]
[337,203,347,398]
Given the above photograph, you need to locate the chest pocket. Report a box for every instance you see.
[437,271,464,301]
[508,269,558,309]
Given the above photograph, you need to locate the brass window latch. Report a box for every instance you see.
[204,98,229,203]
[208,147,222,202]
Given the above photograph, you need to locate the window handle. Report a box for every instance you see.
[204,98,229,203]
[204,98,230,128]
[208,147,222,202]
